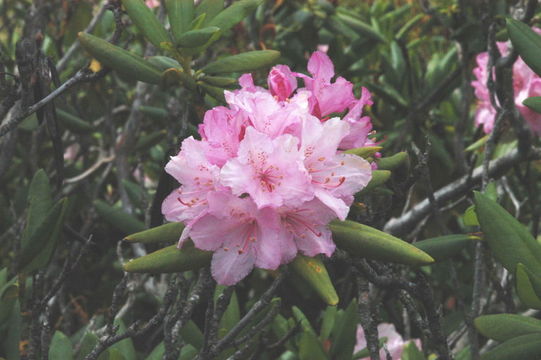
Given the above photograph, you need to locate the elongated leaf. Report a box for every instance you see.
[146,56,181,71]
[376,152,409,170]
[94,200,145,234]
[195,0,223,25]
[344,146,382,159]
[201,76,237,87]
[507,18,541,77]
[121,0,170,48]
[123,243,212,273]
[78,33,162,84]
[166,0,194,39]
[291,255,339,305]
[475,314,541,342]
[516,263,541,309]
[480,333,541,360]
[124,222,184,244]
[110,319,136,359]
[4,300,21,360]
[176,26,220,47]
[330,220,434,265]
[202,50,280,74]
[179,321,204,349]
[335,12,385,42]
[413,234,479,261]
[361,170,390,193]
[0,281,18,324]
[22,169,53,249]
[319,306,337,342]
[401,342,426,360]
[523,96,541,114]
[18,198,69,273]
[49,331,74,360]
[145,342,165,360]
[474,191,541,278]
[135,130,166,150]
[57,109,94,133]
[218,291,240,338]
[199,82,225,102]
[396,13,424,41]
[207,0,261,33]
[329,300,358,360]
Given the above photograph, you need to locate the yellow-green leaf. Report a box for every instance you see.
[202,50,280,74]
[291,255,339,306]
[176,26,220,47]
[376,152,409,170]
[516,263,541,309]
[475,314,541,342]
[330,220,434,266]
[78,33,162,84]
[123,243,212,273]
[166,0,195,39]
[480,333,541,360]
[121,0,170,48]
[413,234,479,262]
[344,146,382,159]
[124,222,184,244]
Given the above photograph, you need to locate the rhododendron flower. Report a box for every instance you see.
[162,51,376,285]
[355,323,422,360]
[145,0,160,8]
[472,29,541,135]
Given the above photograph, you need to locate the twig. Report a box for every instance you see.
[383,147,541,236]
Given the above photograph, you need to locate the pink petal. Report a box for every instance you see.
[211,245,256,285]
[268,65,298,101]
[307,51,335,83]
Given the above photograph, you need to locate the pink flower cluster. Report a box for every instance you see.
[162,51,374,285]
[355,323,422,360]
[472,30,541,135]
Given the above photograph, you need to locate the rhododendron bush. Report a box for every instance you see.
[3,1,541,360]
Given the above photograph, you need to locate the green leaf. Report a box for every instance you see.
[330,220,434,266]
[195,0,223,25]
[361,170,391,193]
[480,333,541,360]
[76,332,108,360]
[376,152,409,171]
[146,56,181,71]
[94,199,145,234]
[199,83,226,102]
[57,109,94,133]
[123,243,212,273]
[218,291,240,338]
[121,0,170,48]
[207,0,262,33]
[135,130,166,150]
[299,330,328,360]
[465,135,489,152]
[179,345,198,360]
[523,96,541,114]
[475,314,541,342]
[110,319,136,359]
[176,26,220,47]
[396,13,424,41]
[145,342,165,360]
[335,11,385,42]
[202,50,280,74]
[18,198,69,273]
[49,331,74,360]
[0,280,18,324]
[291,255,339,305]
[401,341,426,360]
[179,321,204,349]
[3,300,21,360]
[124,222,184,244]
[474,191,541,278]
[22,169,53,250]
[78,33,162,84]
[507,18,541,77]
[166,0,195,40]
[463,205,479,226]
[344,146,382,159]
[319,306,337,342]
[201,76,237,87]
[329,300,358,360]
[516,263,541,309]
[413,234,479,262]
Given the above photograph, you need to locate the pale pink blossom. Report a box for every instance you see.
[220,127,313,209]
[162,51,376,285]
[355,323,422,360]
[145,0,160,8]
[472,31,541,135]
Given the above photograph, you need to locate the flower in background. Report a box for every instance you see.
[163,51,376,285]
[472,30,541,135]
[145,0,160,8]
[355,323,422,360]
